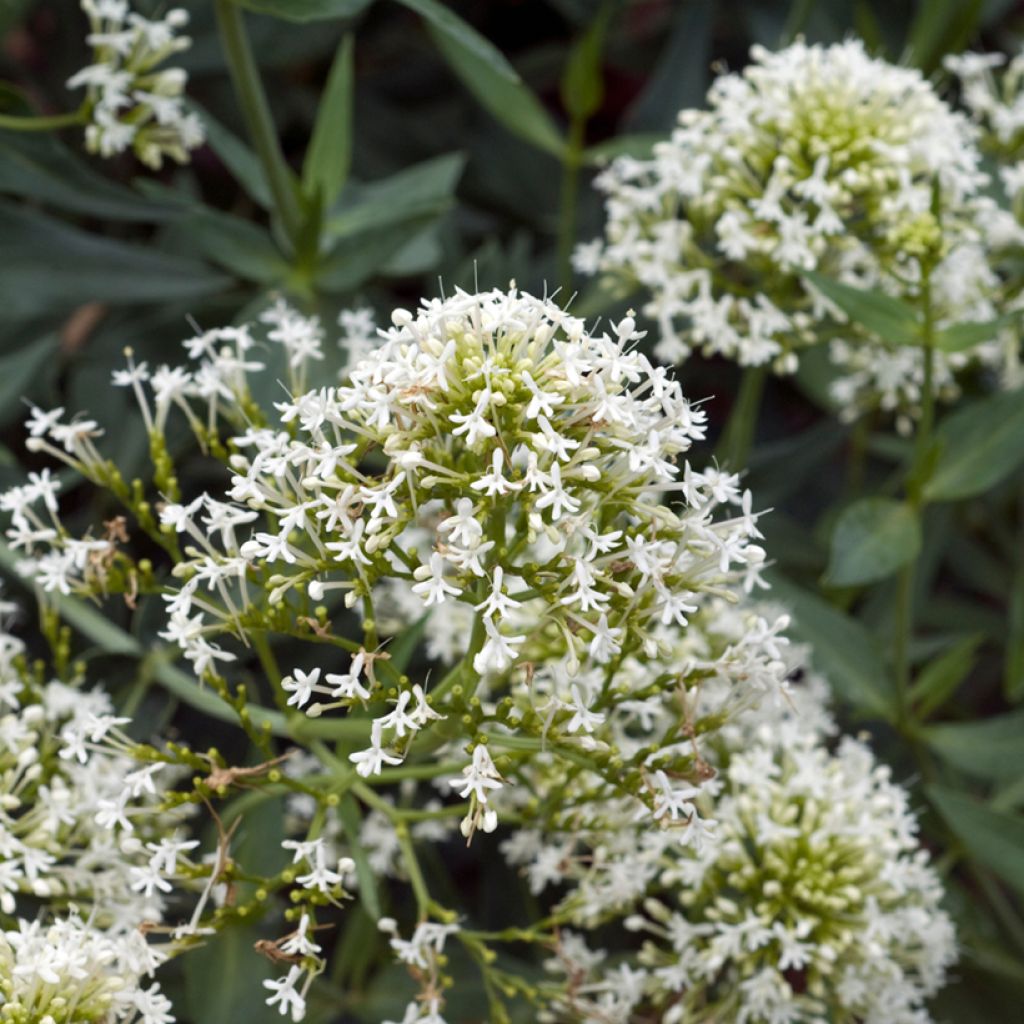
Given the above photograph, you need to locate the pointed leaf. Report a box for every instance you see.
[924,389,1024,502]
[185,207,290,285]
[927,785,1024,897]
[910,633,984,719]
[766,572,897,720]
[303,34,355,209]
[234,0,373,22]
[924,710,1024,782]
[803,271,920,347]
[560,0,614,120]
[417,8,565,157]
[936,316,1018,353]
[825,497,921,587]
[190,102,272,210]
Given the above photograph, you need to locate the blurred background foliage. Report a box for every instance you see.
[3,0,1024,1021]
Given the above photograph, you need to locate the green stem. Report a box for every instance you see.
[557,116,586,296]
[895,267,936,723]
[0,110,85,131]
[715,365,768,471]
[214,0,302,245]
[252,630,286,708]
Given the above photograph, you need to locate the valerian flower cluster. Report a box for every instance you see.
[67,0,204,168]
[578,39,1020,421]
[0,286,959,1024]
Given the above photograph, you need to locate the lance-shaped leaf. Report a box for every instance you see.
[803,270,920,347]
[825,497,921,587]
[303,34,355,209]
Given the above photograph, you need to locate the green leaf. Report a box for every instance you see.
[825,497,921,587]
[190,101,272,209]
[936,316,1017,353]
[0,333,61,426]
[766,572,897,720]
[907,0,985,72]
[338,794,383,920]
[0,133,177,222]
[388,614,429,674]
[395,0,519,81]
[0,201,230,317]
[803,271,920,347]
[303,34,355,209]
[583,132,663,165]
[924,389,1024,502]
[185,922,277,1024]
[560,0,614,120]
[1006,561,1024,702]
[317,216,438,293]
[325,153,464,239]
[185,207,290,285]
[924,710,1024,782]
[419,9,565,157]
[910,633,984,719]
[233,0,373,22]
[928,785,1024,897]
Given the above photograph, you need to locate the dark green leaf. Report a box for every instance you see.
[583,133,663,166]
[0,133,176,222]
[924,710,1024,782]
[186,207,290,285]
[825,497,921,587]
[803,270,920,347]
[0,333,61,425]
[924,389,1024,501]
[936,316,1017,353]
[766,572,897,720]
[185,922,277,1024]
[233,0,373,22]
[0,201,230,317]
[395,0,518,81]
[325,153,464,239]
[191,101,272,209]
[388,614,429,674]
[338,794,382,920]
[907,0,985,72]
[1006,561,1024,702]
[317,215,439,292]
[420,13,565,157]
[928,785,1024,897]
[303,34,355,209]
[560,0,614,120]
[910,633,984,719]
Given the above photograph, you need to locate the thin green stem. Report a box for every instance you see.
[0,110,85,131]
[557,116,586,297]
[214,0,302,245]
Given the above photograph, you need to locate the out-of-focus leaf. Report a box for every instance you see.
[803,271,920,347]
[395,0,518,80]
[233,0,373,22]
[1006,561,1024,702]
[825,497,920,587]
[185,921,277,1024]
[625,0,712,131]
[928,785,1024,897]
[381,225,444,277]
[936,316,1018,353]
[316,216,439,292]
[766,572,897,720]
[583,132,664,166]
[0,202,230,317]
[388,614,429,674]
[924,710,1024,782]
[338,794,382,920]
[0,133,176,222]
[910,633,984,719]
[560,0,614,120]
[185,207,290,285]
[924,390,1024,502]
[325,153,464,239]
[303,34,355,209]
[907,0,985,72]
[0,333,61,426]
[191,101,272,209]
[420,12,565,157]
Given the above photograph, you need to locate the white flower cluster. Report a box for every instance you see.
[0,912,173,1024]
[580,40,1010,419]
[0,607,192,1022]
[151,288,767,811]
[503,623,956,1024]
[67,0,203,168]
[379,917,460,1024]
